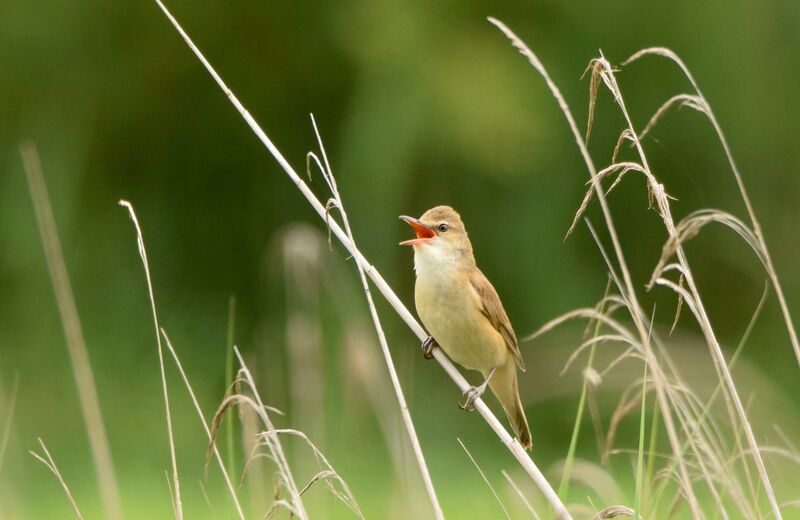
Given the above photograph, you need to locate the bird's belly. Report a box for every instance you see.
[415,276,506,372]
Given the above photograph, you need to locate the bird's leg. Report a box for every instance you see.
[459,367,497,411]
[421,336,438,360]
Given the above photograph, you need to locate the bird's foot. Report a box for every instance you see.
[459,385,486,412]
[421,336,438,360]
[458,367,497,412]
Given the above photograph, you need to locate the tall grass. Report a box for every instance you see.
[21,143,124,520]
[149,2,571,518]
[13,6,799,520]
[490,16,797,519]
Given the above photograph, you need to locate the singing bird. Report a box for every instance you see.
[400,205,532,450]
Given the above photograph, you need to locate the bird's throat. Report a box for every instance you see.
[413,243,473,279]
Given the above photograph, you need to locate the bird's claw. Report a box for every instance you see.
[459,386,484,412]
[422,336,438,360]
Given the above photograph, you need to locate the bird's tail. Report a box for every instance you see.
[488,361,532,450]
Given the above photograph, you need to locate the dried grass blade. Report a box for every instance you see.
[119,200,182,519]
[30,439,84,520]
[21,143,124,520]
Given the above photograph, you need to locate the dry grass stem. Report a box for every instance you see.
[637,93,707,142]
[152,3,569,517]
[590,505,634,519]
[488,17,727,517]
[502,470,542,519]
[160,330,246,519]
[624,47,800,371]
[199,481,219,520]
[240,395,267,516]
[458,438,512,520]
[588,53,781,517]
[227,348,308,518]
[0,374,19,474]
[30,438,84,520]
[215,352,363,517]
[256,429,363,516]
[119,200,182,519]
[307,115,444,519]
[21,142,124,520]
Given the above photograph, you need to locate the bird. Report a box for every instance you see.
[399,205,532,450]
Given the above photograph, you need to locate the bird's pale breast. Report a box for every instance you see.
[415,268,508,372]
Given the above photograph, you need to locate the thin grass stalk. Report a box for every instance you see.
[164,471,177,518]
[595,60,747,467]
[633,365,648,519]
[254,428,363,517]
[119,200,182,519]
[160,330,246,519]
[650,284,769,517]
[558,281,611,500]
[152,3,569,516]
[624,49,800,370]
[503,470,542,520]
[232,347,308,519]
[225,296,237,481]
[307,115,444,519]
[30,439,84,520]
[458,438,512,520]
[21,143,124,520]
[487,18,701,518]
[239,390,266,516]
[582,221,732,515]
[596,59,781,519]
[199,481,219,520]
[0,374,19,475]
[643,403,659,513]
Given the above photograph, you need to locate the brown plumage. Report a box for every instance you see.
[399,205,532,450]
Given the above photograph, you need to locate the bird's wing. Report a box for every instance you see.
[469,269,525,371]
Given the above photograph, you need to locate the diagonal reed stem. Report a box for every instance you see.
[308,115,444,519]
[152,2,570,517]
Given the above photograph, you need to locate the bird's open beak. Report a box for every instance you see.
[399,215,436,246]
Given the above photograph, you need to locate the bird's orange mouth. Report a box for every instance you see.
[399,215,435,246]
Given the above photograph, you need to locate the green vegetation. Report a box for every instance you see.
[2,1,800,518]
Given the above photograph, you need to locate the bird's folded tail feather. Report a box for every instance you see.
[510,387,532,450]
[488,362,532,450]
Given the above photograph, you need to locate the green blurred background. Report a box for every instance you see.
[1,0,799,518]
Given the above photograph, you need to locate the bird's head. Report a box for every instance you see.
[399,206,475,270]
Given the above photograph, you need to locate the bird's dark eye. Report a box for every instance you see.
[438,223,449,233]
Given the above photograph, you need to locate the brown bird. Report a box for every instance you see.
[400,205,532,450]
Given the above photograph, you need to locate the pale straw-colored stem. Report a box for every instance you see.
[599,57,782,520]
[232,347,308,519]
[30,438,85,520]
[152,2,570,517]
[309,116,445,519]
[160,330,246,520]
[119,200,182,520]
[486,17,702,518]
[625,48,800,369]
[21,143,124,520]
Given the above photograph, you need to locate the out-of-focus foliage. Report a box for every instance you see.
[1,0,799,518]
